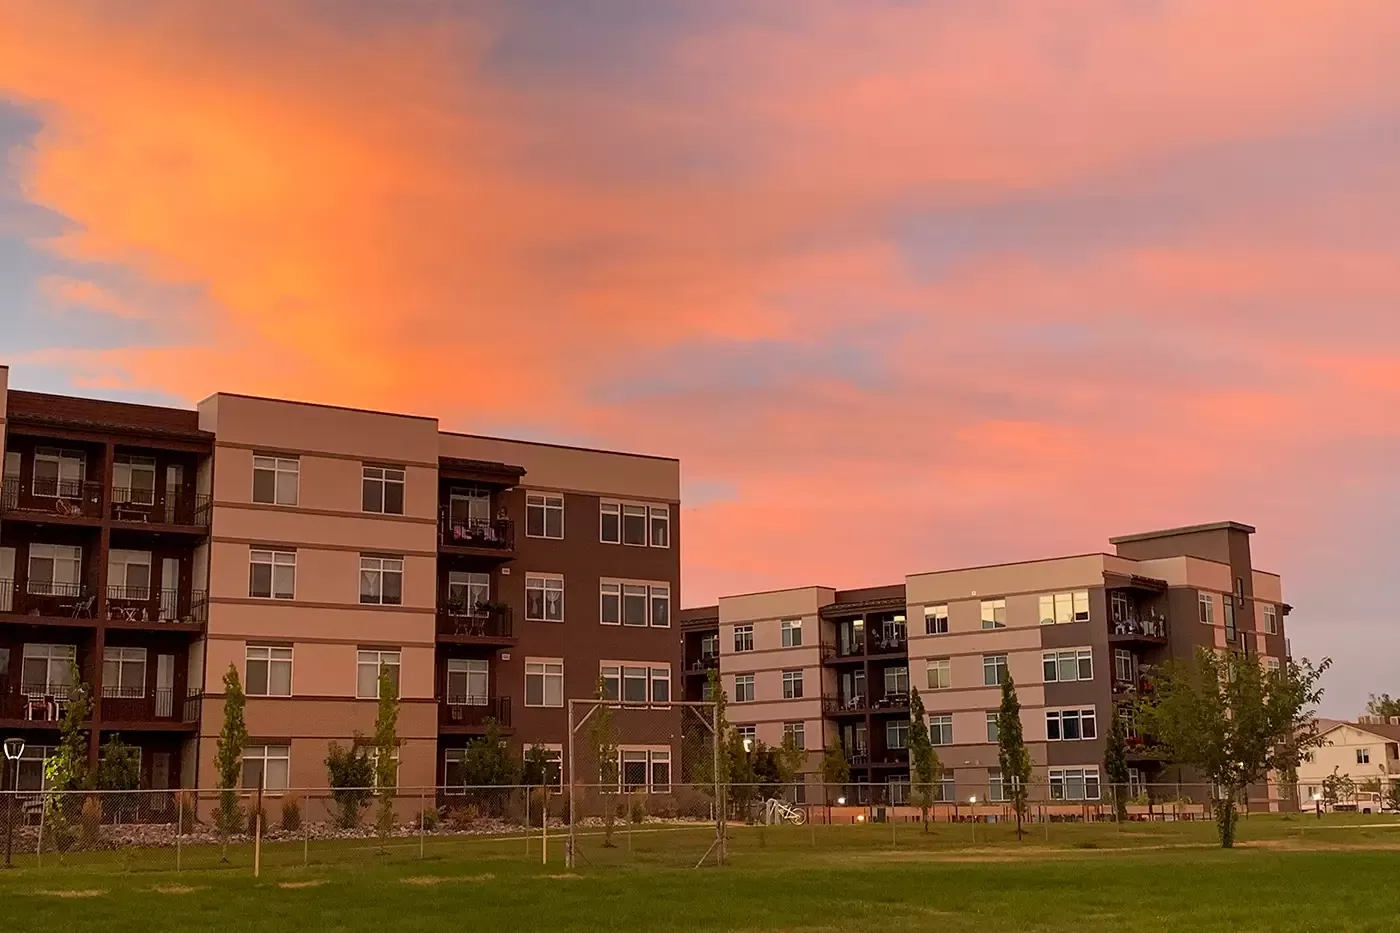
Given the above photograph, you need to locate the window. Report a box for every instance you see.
[735,673,756,703]
[27,543,82,596]
[1198,592,1214,624]
[1114,649,1135,684]
[21,644,76,693]
[599,502,620,543]
[599,663,671,705]
[246,645,293,697]
[618,748,671,792]
[700,633,719,661]
[107,549,152,598]
[623,665,649,703]
[781,619,803,647]
[1358,748,1371,765]
[988,770,1006,802]
[526,575,564,622]
[622,584,647,626]
[1263,604,1279,635]
[444,749,468,791]
[1110,592,1131,622]
[102,647,147,697]
[701,680,714,702]
[1046,708,1097,741]
[361,466,405,515]
[1265,657,1281,674]
[249,549,296,600]
[981,599,1006,630]
[523,746,564,791]
[928,714,953,746]
[242,745,291,793]
[979,711,998,744]
[3,450,19,481]
[733,625,754,653]
[356,650,401,699]
[926,658,951,690]
[594,581,620,626]
[15,746,53,792]
[782,670,804,699]
[884,666,909,696]
[934,776,957,802]
[252,456,298,506]
[783,721,805,749]
[622,505,647,546]
[1042,648,1093,683]
[526,494,564,539]
[446,658,489,704]
[1038,591,1091,625]
[982,654,1008,686]
[886,718,909,750]
[1049,767,1100,801]
[447,571,490,610]
[649,505,670,548]
[924,604,948,635]
[359,556,404,606]
[650,584,670,628]
[737,725,756,744]
[32,448,84,497]
[650,666,671,703]
[448,488,491,527]
[369,747,400,790]
[1224,601,1237,643]
[525,660,564,707]
[113,454,157,505]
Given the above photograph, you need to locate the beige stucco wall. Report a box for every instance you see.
[199,393,440,465]
[439,432,679,501]
[1253,570,1284,603]
[1296,725,1400,794]
[906,554,1107,605]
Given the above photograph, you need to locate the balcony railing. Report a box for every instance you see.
[105,585,208,625]
[685,655,719,675]
[1110,616,1170,642]
[101,687,183,723]
[0,682,86,723]
[110,487,212,528]
[1,477,103,518]
[0,580,95,618]
[823,694,868,714]
[439,695,511,729]
[439,514,514,552]
[436,602,513,640]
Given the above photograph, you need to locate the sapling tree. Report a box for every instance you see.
[996,674,1031,840]
[372,665,400,840]
[1105,706,1131,821]
[213,664,248,846]
[907,688,942,831]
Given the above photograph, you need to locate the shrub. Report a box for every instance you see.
[418,808,439,832]
[176,791,199,831]
[325,740,374,829]
[672,787,713,820]
[629,796,647,824]
[447,804,481,829]
[280,795,302,832]
[80,795,103,847]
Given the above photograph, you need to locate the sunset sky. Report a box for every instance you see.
[2,1,1397,715]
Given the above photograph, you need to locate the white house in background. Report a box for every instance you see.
[1296,719,1400,803]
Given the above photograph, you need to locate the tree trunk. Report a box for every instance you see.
[1214,793,1238,849]
[1015,800,1023,841]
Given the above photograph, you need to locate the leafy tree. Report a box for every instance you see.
[462,718,519,820]
[1104,706,1131,821]
[996,674,1032,840]
[1322,766,1356,807]
[521,743,554,786]
[372,666,400,839]
[1366,693,1400,720]
[1135,649,1329,848]
[907,688,942,831]
[820,733,850,804]
[44,664,92,792]
[1385,781,1400,813]
[726,729,758,815]
[213,664,248,842]
[325,739,375,829]
[96,735,141,790]
[587,676,619,846]
[773,729,807,799]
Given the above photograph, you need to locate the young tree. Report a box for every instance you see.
[587,676,619,846]
[213,664,248,843]
[44,664,92,792]
[462,718,519,818]
[1104,706,1131,821]
[1322,766,1356,808]
[1366,693,1400,720]
[726,729,758,815]
[773,729,807,800]
[906,688,942,831]
[372,666,400,840]
[96,735,141,790]
[996,674,1032,840]
[521,743,554,786]
[820,733,850,805]
[1135,649,1329,848]
[325,739,375,829]
[1385,781,1400,813]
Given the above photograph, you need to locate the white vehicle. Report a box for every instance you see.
[760,797,808,825]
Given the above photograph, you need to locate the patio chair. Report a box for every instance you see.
[62,594,96,618]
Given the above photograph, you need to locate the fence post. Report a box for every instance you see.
[542,789,548,865]
[253,773,264,879]
[419,787,426,860]
[713,702,725,867]
[35,794,44,867]
[176,792,183,873]
[525,785,532,860]
[566,702,576,869]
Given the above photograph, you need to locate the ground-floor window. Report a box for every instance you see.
[242,744,291,792]
[618,747,670,793]
[15,745,53,791]
[1049,767,1101,801]
[888,779,910,805]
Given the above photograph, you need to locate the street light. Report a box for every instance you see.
[836,796,846,806]
[1313,792,1323,820]
[3,737,24,870]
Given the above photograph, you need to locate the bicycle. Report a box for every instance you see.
[760,796,808,825]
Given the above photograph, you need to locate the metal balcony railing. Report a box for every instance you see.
[438,696,511,729]
[110,487,212,527]
[436,602,514,639]
[439,513,514,551]
[105,586,208,625]
[1,477,103,518]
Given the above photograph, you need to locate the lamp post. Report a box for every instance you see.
[969,795,978,842]
[3,737,24,870]
[1313,792,1323,820]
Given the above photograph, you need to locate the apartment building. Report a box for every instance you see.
[682,522,1291,805]
[0,366,679,796]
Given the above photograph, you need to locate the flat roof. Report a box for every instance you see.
[440,430,679,463]
[1109,521,1256,544]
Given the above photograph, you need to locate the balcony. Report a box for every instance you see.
[1109,616,1169,646]
[822,630,908,664]
[105,586,208,628]
[435,602,514,645]
[109,487,211,530]
[824,694,869,716]
[438,695,511,732]
[1,477,103,521]
[0,580,96,622]
[438,513,515,557]
[684,655,719,677]
[100,688,201,728]
[0,682,88,725]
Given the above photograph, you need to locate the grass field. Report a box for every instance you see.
[3,815,1399,932]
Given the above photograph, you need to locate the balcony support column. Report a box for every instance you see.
[87,441,115,761]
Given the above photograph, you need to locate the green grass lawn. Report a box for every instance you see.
[3,816,1399,932]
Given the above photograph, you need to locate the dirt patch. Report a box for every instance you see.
[39,890,105,899]
[400,874,495,886]
[278,881,326,889]
[153,884,200,894]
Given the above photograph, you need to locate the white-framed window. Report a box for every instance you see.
[369,747,400,790]
[361,466,405,515]
[526,574,564,622]
[781,619,803,647]
[622,505,647,546]
[356,650,401,699]
[252,455,298,506]
[622,665,649,704]
[242,745,291,793]
[523,745,564,792]
[32,448,84,497]
[1263,604,1279,635]
[737,725,756,743]
[649,584,670,627]
[650,665,671,703]
[525,659,564,707]
[884,666,909,696]
[928,714,953,746]
[113,454,157,505]
[447,571,490,610]
[27,543,83,596]
[1357,748,1371,765]
[980,599,1006,630]
[783,721,805,749]
[107,549,152,598]
[101,646,147,697]
[986,712,999,744]
[735,673,756,703]
[600,664,672,705]
[1114,649,1135,683]
[622,584,648,626]
[649,506,670,548]
[1265,657,1281,673]
[359,556,404,605]
[1045,708,1098,741]
[599,579,669,627]
[1038,591,1091,625]
[1198,592,1214,624]
[733,625,754,653]
[982,653,1008,686]
[3,450,18,481]
[600,582,621,625]
[886,718,909,750]
[1049,767,1100,801]
[246,645,293,697]
[988,770,1007,802]
[599,502,621,544]
[1042,648,1093,683]
[924,604,949,635]
[444,748,469,792]
[619,747,672,793]
[249,549,296,600]
[1110,592,1132,622]
[446,658,489,704]
[926,658,951,690]
[15,745,54,792]
[526,493,564,539]
[21,644,76,693]
[448,487,491,527]
[782,669,804,699]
